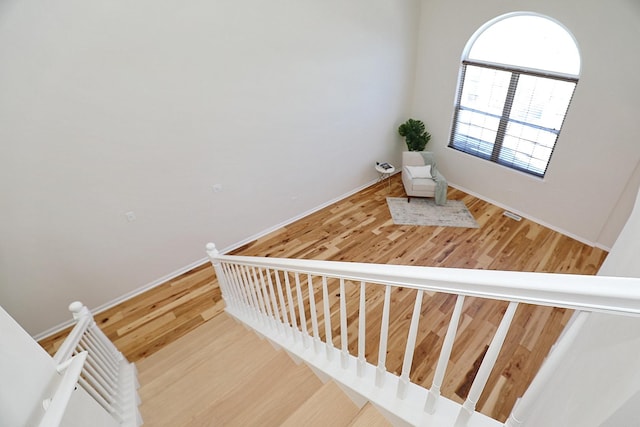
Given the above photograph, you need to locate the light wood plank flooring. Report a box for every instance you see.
[40,263,223,361]
[137,311,391,426]
[138,313,323,426]
[39,174,608,422]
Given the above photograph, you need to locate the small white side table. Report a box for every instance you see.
[375,163,395,193]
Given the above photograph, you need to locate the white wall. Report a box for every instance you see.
[520,184,640,426]
[600,390,640,427]
[0,0,420,335]
[412,0,640,248]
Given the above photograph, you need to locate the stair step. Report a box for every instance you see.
[187,353,323,426]
[138,314,391,426]
[137,314,322,426]
[348,403,394,427]
[281,380,361,427]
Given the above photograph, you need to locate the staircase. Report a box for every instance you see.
[136,311,392,426]
[204,242,640,427]
[0,303,141,427]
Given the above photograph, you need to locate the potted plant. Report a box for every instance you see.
[398,118,431,151]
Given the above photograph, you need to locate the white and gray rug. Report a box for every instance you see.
[386,197,479,228]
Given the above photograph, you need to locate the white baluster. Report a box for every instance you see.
[274,270,291,337]
[339,278,349,369]
[220,263,239,310]
[357,281,367,378]
[308,274,321,354]
[234,264,259,321]
[83,332,118,378]
[227,264,246,317]
[247,266,268,315]
[376,285,392,387]
[397,290,424,399]
[248,266,269,325]
[284,272,299,342]
[322,276,334,360]
[455,301,519,427]
[80,365,116,410]
[77,376,123,423]
[256,267,276,329]
[425,294,465,413]
[79,341,116,395]
[76,342,116,404]
[264,268,284,334]
[82,319,122,365]
[240,265,262,320]
[229,264,251,318]
[295,273,310,348]
[88,326,121,360]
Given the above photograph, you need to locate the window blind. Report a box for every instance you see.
[450,62,577,177]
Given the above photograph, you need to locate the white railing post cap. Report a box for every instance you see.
[68,301,84,313]
[206,243,219,255]
[68,301,90,321]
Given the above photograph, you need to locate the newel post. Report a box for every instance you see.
[69,301,92,323]
[68,301,100,345]
[205,242,220,262]
[206,243,230,307]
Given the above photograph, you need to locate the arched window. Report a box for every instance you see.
[449,13,580,177]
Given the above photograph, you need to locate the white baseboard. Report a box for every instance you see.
[38,176,605,341]
[449,182,610,251]
[216,177,381,255]
[33,320,74,343]
[34,178,380,341]
[32,257,210,342]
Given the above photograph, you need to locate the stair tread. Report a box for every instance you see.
[186,354,323,426]
[348,403,394,427]
[137,309,244,383]
[281,381,360,427]
[138,313,322,426]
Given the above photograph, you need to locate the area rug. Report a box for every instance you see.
[386,197,479,228]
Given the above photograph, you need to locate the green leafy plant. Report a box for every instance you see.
[398,118,431,151]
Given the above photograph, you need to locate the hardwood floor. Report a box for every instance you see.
[136,311,392,426]
[39,263,224,361]
[38,174,608,423]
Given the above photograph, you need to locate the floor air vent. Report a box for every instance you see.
[503,211,522,221]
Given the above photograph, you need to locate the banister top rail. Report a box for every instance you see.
[39,351,88,427]
[53,302,93,364]
[206,243,640,317]
[53,316,91,364]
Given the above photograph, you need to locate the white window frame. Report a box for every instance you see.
[449,13,580,178]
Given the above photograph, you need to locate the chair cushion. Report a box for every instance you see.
[405,165,432,179]
[410,178,437,192]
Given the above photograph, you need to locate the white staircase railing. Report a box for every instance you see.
[49,302,142,427]
[206,242,640,427]
[38,352,88,427]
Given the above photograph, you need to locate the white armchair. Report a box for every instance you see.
[401,151,448,205]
